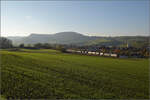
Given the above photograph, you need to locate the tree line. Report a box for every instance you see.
[0,37,13,49]
[0,37,149,58]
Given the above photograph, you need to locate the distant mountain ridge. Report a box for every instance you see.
[7,31,149,48]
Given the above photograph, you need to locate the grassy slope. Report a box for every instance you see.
[0,49,149,99]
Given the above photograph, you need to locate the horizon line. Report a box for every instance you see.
[1,31,149,37]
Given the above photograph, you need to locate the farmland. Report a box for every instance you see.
[0,49,149,99]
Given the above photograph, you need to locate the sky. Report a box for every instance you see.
[1,0,150,36]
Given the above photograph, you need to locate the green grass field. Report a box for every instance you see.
[0,49,149,99]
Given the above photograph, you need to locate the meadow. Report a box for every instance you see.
[0,49,149,99]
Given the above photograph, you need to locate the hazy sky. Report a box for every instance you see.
[1,0,150,36]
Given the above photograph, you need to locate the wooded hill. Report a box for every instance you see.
[7,32,149,48]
